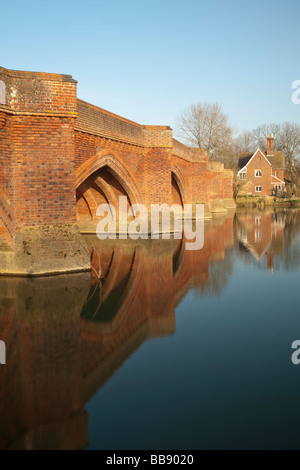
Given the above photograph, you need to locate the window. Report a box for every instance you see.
[275,171,279,178]
[255,231,262,242]
[255,186,262,192]
[255,170,262,177]
[239,168,247,180]
[238,228,248,244]
[255,216,262,226]
[274,185,282,192]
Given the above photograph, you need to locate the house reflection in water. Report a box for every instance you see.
[236,211,286,272]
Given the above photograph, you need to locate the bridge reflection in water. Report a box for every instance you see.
[0,210,299,449]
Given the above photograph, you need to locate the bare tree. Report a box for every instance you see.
[278,123,300,171]
[220,131,255,171]
[175,103,232,160]
[251,123,282,152]
[250,122,300,194]
[251,122,300,170]
[232,130,254,155]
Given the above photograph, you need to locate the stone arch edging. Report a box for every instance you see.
[75,151,142,208]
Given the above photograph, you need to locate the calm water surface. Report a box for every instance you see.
[1,209,300,450]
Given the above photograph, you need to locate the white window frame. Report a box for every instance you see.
[255,231,262,242]
[275,171,279,178]
[255,186,262,193]
[274,185,282,191]
[238,168,247,180]
[255,169,262,177]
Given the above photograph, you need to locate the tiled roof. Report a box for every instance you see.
[238,154,254,169]
[267,151,286,169]
[271,175,285,184]
[238,150,286,171]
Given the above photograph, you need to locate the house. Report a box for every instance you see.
[237,135,286,196]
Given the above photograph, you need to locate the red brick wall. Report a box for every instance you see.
[11,115,77,228]
[272,169,285,182]
[191,161,209,203]
[0,67,78,236]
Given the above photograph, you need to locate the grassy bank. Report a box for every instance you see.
[236,195,300,208]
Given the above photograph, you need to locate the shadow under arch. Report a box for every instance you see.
[171,166,188,206]
[172,237,185,276]
[81,248,137,323]
[76,152,142,208]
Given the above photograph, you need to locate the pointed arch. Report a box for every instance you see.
[76,151,142,207]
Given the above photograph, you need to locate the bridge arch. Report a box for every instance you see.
[76,152,142,223]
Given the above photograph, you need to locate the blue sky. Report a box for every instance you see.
[1,0,299,135]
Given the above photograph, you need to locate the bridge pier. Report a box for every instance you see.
[0,224,90,276]
[0,66,90,276]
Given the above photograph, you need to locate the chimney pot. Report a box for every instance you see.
[267,134,274,156]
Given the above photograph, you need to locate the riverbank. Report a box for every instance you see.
[236,195,300,208]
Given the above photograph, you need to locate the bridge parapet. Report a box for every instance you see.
[172,139,208,162]
[76,99,173,148]
[0,66,77,115]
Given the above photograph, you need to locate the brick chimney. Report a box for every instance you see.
[267,134,274,156]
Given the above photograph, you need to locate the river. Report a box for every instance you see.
[1,209,300,450]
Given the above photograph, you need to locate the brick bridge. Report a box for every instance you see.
[0,66,235,275]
